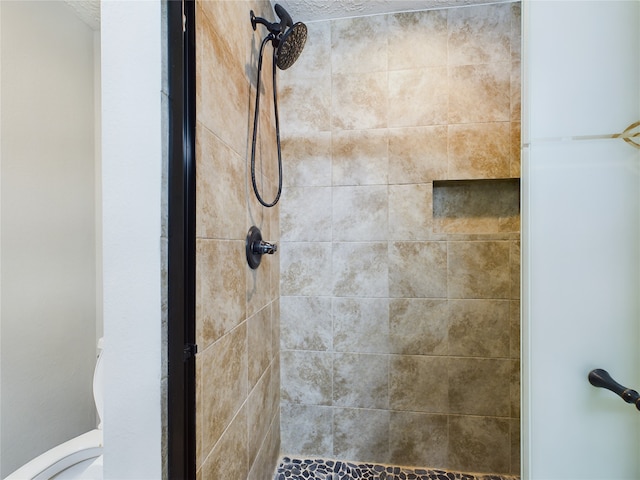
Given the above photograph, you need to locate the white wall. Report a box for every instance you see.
[0,2,97,475]
[101,1,163,478]
[94,29,103,344]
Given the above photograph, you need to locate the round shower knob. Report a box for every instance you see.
[246,226,278,269]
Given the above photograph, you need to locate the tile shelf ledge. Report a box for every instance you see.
[432,177,521,235]
[432,177,521,185]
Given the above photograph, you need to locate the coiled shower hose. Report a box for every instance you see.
[250,33,283,208]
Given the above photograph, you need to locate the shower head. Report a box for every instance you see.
[250,4,307,70]
[275,21,307,70]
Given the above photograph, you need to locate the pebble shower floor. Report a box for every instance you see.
[274,457,520,480]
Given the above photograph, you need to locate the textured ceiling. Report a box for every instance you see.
[63,0,100,31]
[272,0,512,22]
[62,0,506,32]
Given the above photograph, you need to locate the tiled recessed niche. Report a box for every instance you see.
[433,178,520,234]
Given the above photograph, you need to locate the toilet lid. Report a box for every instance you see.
[51,454,103,480]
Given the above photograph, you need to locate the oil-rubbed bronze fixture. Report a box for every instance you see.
[588,368,640,410]
[246,226,278,269]
[249,4,307,208]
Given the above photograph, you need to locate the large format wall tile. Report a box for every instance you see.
[510,3,522,63]
[196,5,249,155]
[510,300,520,359]
[269,349,281,415]
[510,121,522,177]
[448,122,511,179]
[388,184,435,241]
[388,10,448,70]
[390,355,449,413]
[447,3,512,66]
[288,19,331,79]
[389,412,448,467]
[196,239,247,348]
[389,241,448,298]
[280,403,333,456]
[448,63,511,124]
[247,413,280,480]
[388,126,448,183]
[333,242,389,297]
[280,350,332,405]
[389,298,448,355]
[333,352,389,409]
[510,240,521,299]
[332,72,388,131]
[510,417,520,475]
[511,61,521,122]
[331,15,388,74]
[448,357,511,416]
[333,408,390,463]
[332,186,388,241]
[279,74,331,134]
[253,65,280,187]
[280,296,332,351]
[247,305,272,389]
[510,359,520,418]
[388,67,449,128]
[196,2,281,478]
[246,234,276,317]
[280,242,332,296]
[333,298,390,353]
[388,67,449,127]
[278,4,521,474]
[196,124,246,240]
[199,324,248,459]
[280,186,332,242]
[448,415,510,474]
[247,364,273,466]
[332,129,388,186]
[447,241,511,299]
[197,405,248,480]
[281,132,332,187]
[448,299,510,357]
[199,1,248,72]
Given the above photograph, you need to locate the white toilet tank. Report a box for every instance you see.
[94,338,104,430]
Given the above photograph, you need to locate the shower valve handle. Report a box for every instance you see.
[588,368,640,410]
[246,226,277,269]
[254,240,277,255]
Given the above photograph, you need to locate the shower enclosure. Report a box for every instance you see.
[195,0,520,478]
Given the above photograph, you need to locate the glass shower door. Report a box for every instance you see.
[522,1,640,478]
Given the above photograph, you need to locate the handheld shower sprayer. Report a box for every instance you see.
[251,4,306,70]
[249,5,307,207]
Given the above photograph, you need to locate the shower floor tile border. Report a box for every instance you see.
[274,456,520,480]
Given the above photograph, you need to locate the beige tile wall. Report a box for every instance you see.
[279,2,521,475]
[195,1,281,479]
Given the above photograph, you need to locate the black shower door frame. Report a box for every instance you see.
[167,0,197,478]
